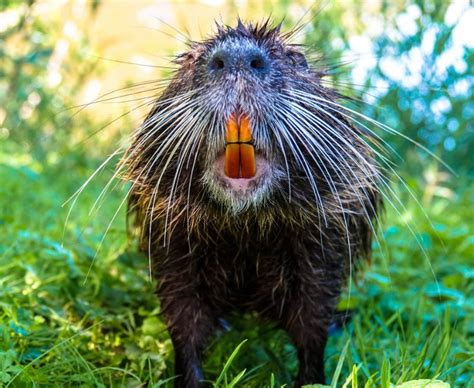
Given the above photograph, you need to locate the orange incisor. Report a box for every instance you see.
[224,113,256,179]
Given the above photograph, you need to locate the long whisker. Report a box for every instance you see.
[292,89,454,173]
[163,107,210,246]
[80,90,205,222]
[283,89,442,289]
[285,90,445,253]
[274,99,369,317]
[271,111,329,226]
[276,97,388,287]
[62,148,123,244]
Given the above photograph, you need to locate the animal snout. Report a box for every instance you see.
[208,47,270,78]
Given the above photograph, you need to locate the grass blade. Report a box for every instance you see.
[331,340,350,388]
[214,339,248,387]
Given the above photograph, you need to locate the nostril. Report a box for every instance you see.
[209,56,226,71]
[209,50,268,75]
[251,59,262,69]
[250,57,265,70]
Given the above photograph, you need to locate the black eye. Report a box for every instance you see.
[287,51,308,69]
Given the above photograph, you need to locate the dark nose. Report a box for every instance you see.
[208,48,270,77]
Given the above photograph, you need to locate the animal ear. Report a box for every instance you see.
[174,50,198,66]
[286,49,308,69]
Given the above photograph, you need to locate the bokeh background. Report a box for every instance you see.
[0,0,472,386]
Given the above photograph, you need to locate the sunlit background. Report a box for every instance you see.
[2,0,472,163]
[0,1,472,386]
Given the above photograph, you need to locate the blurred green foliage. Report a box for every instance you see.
[305,0,473,175]
[0,0,472,387]
[366,0,474,175]
[0,0,103,161]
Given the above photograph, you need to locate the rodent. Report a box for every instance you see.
[122,19,381,387]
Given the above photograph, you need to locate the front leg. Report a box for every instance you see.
[279,254,344,386]
[161,294,216,388]
[155,250,218,388]
[286,313,329,386]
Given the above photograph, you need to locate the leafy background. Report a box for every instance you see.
[0,0,472,386]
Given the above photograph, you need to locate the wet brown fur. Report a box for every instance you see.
[123,20,381,387]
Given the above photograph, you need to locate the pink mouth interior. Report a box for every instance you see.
[214,153,269,191]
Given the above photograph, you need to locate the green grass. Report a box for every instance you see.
[0,148,472,387]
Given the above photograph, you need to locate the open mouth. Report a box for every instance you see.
[224,113,256,179]
[211,112,271,193]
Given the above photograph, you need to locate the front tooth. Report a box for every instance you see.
[226,113,239,143]
[239,114,252,143]
[225,144,240,178]
[224,112,256,179]
[240,144,256,178]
